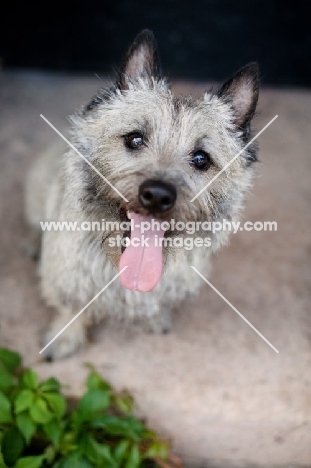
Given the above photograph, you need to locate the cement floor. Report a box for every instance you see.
[0,70,310,467]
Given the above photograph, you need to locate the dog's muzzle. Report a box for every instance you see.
[138,179,177,214]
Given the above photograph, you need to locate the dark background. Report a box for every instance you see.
[1,0,310,87]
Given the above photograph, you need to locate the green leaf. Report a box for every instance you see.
[57,452,92,468]
[91,416,146,441]
[144,441,169,459]
[80,433,116,466]
[21,370,38,390]
[114,393,134,414]
[0,391,12,424]
[124,444,141,468]
[0,367,15,393]
[43,419,62,446]
[44,445,56,465]
[1,427,25,466]
[58,430,77,454]
[0,452,7,468]
[77,389,110,419]
[69,409,83,429]
[0,348,21,372]
[16,412,36,444]
[86,371,112,392]
[114,440,130,463]
[14,389,35,414]
[39,377,60,393]
[85,371,102,390]
[42,393,66,418]
[14,455,45,468]
[29,397,53,424]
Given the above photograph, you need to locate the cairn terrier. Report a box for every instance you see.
[25,29,259,360]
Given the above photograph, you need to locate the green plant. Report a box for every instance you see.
[0,348,182,468]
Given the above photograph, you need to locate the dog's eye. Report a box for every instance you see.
[125,132,143,150]
[192,151,212,170]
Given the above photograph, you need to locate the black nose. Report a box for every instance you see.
[139,180,177,214]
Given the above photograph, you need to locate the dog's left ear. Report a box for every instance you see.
[217,63,259,130]
[119,29,161,89]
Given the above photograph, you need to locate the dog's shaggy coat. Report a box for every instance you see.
[25,30,259,360]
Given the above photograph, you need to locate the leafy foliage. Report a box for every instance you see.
[0,349,182,468]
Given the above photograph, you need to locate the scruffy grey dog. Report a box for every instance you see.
[25,30,259,360]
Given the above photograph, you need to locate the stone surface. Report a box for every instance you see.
[0,70,310,467]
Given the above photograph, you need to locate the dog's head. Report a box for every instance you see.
[70,30,259,292]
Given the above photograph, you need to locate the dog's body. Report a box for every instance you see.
[25,30,259,360]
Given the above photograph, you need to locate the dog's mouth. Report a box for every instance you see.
[118,208,167,293]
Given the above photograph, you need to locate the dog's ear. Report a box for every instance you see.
[119,29,160,89]
[217,63,259,130]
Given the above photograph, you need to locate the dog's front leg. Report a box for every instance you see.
[42,308,87,361]
[147,309,172,334]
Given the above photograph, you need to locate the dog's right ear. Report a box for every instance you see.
[118,29,161,90]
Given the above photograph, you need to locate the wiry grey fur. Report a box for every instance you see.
[25,29,259,360]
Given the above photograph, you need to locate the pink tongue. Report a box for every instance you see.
[118,212,165,292]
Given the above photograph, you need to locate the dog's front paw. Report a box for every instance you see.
[147,312,172,334]
[42,315,86,361]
